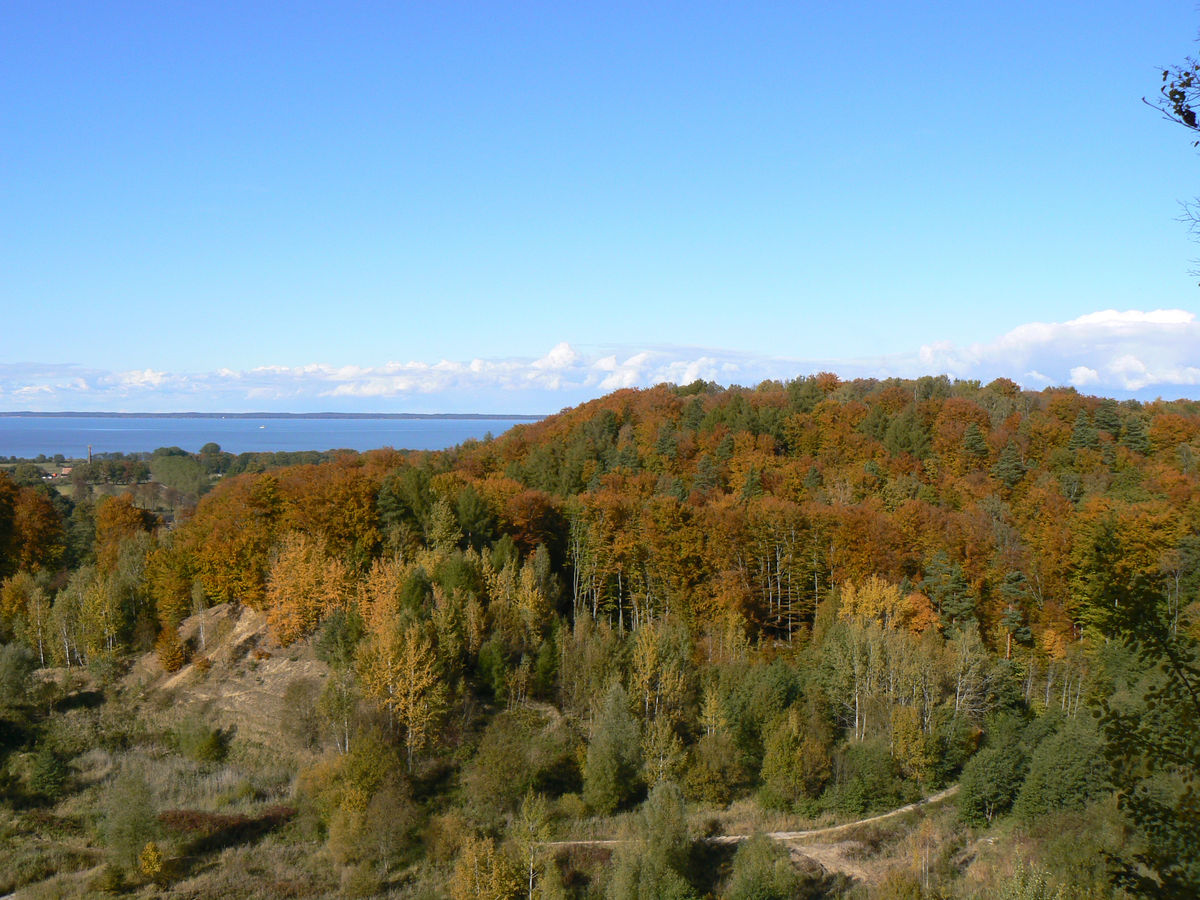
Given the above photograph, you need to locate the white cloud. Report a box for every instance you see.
[1070,366,1100,387]
[917,308,1200,393]
[532,342,580,371]
[1,308,1199,412]
[107,369,169,388]
[596,352,652,390]
[13,385,54,398]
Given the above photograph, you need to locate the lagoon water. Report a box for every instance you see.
[0,416,537,459]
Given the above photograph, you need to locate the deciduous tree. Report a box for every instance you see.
[357,622,446,770]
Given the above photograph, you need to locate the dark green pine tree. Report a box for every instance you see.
[923,552,976,636]
[962,422,990,459]
[693,454,719,495]
[999,571,1033,658]
[958,739,1027,825]
[654,426,678,462]
[583,683,642,815]
[1094,399,1121,436]
[1013,718,1107,822]
[1121,416,1151,455]
[1068,410,1101,451]
[992,440,1026,488]
[803,465,823,491]
[883,407,931,458]
[786,376,824,414]
[740,466,764,501]
[666,477,688,502]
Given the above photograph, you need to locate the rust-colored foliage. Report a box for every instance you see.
[265,531,349,646]
[94,494,154,573]
[178,473,279,608]
[155,625,187,673]
[12,488,64,572]
[94,378,1199,666]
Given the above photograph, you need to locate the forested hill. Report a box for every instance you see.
[461,373,1200,654]
[1,373,1198,897]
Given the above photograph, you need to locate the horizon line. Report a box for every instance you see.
[0,411,547,420]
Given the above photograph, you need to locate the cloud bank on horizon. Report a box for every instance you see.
[3,309,1198,414]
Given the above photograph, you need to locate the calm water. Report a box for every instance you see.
[0,416,536,458]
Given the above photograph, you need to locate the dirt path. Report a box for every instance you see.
[710,783,960,844]
[543,784,960,877]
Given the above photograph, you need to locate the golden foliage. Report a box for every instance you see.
[146,541,192,629]
[155,625,187,673]
[448,835,522,900]
[840,577,939,636]
[94,494,152,573]
[839,576,905,628]
[138,841,164,879]
[357,623,446,769]
[354,555,407,634]
[12,487,64,572]
[265,532,349,646]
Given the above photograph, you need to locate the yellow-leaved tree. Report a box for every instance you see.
[839,576,904,628]
[265,532,349,646]
[448,834,521,900]
[357,622,445,770]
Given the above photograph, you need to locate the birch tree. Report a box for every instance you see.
[358,622,446,770]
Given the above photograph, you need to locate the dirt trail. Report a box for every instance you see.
[544,784,959,881]
[711,783,960,844]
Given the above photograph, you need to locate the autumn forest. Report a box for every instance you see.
[1,374,1198,898]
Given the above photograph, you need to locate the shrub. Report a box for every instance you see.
[826,738,905,816]
[958,741,1026,826]
[173,716,229,763]
[0,643,35,713]
[757,702,832,811]
[327,775,415,867]
[28,744,70,801]
[99,773,160,873]
[605,782,697,900]
[724,835,804,900]
[88,862,125,894]
[138,840,164,881]
[155,626,187,673]
[464,706,580,826]
[926,712,978,785]
[462,708,539,823]
[684,732,748,806]
[723,661,804,770]
[994,862,1067,900]
[1013,719,1106,822]
[448,835,521,900]
[340,862,383,898]
[606,854,697,900]
[281,677,322,751]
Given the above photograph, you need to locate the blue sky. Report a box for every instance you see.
[3,1,1200,413]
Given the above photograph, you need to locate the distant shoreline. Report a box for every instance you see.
[0,411,544,421]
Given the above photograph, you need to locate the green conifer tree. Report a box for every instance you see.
[992,440,1026,488]
[1067,411,1100,451]
[1121,416,1151,455]
[962,422,990,458]
[583,683,642,814]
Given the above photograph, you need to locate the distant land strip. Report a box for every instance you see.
[0,411,545,420]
